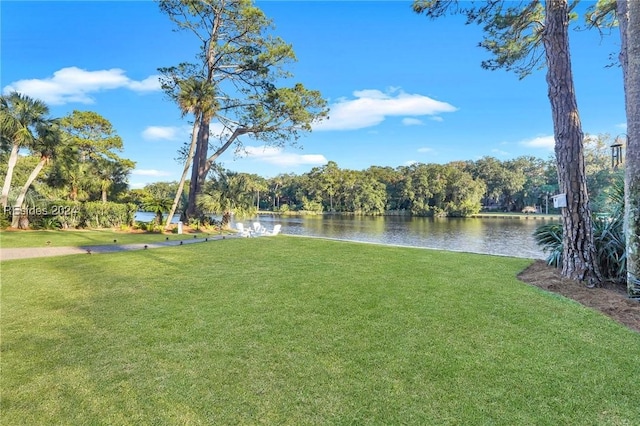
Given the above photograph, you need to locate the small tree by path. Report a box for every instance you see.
[0,92,51,210]
[143,196,173,225]
[11,122,62,228]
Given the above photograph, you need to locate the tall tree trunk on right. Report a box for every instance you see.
[543,0,601,284]
[619,0,640,297]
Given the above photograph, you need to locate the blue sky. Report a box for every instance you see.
[2,0,627,189]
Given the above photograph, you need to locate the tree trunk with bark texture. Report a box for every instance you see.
[543,0,601,284]
[620,0,640,296]
[186,118,211,219]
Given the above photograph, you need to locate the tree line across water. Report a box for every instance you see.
[0,92,623,229]
[134,134,621,224]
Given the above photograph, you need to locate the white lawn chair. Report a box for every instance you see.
[235,223,250,237]
[252,222,267,235]
[266,224,281,236]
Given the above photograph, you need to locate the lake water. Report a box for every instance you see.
[135,212,182,224]
[247,215,555,260]
[135,211,556,260]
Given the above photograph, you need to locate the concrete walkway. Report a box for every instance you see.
[0,234,242,261]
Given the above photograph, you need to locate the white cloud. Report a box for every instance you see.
[132,169,172,177]
[313,88,457,131]
[2,67,161,105]
[404,160,418,166]
[491,149,510,157]
[130,182,146,190]
[520,135,555,150]
[417,147,433,153]
[142,123,231,142]
[142,126,183,141]
[128,75,162,91]
[616,123,627,130]
[353,89,390,100]
[402,118,424,126]
[244,146,327,167]
[430,116,444,122]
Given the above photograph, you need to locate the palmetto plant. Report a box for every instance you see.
[533,222,564,268]
[197,167,256,228]
[593,178,626,283]
[534,178,626,284]
[143,196,173,225]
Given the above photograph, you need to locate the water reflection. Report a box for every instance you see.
[135,211,555,260]
[252,215,555,260]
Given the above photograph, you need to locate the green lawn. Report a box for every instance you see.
[2,236,639,424]
[0,229,229,248]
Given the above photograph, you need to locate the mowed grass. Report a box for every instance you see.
[2,236,639,424]
[0,229,227,248]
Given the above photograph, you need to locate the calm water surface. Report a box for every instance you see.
[135,212,555,260]
[252,215,556,260]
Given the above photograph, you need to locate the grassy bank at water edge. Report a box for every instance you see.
[2,236,639,424]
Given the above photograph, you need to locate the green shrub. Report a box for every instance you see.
[32,217,62,230]
[533,222,564,268]
[46,200,81,229]
[534,178,626,283]
[81,202,137,229]
[0,213,10,229]
[136,221,161,233]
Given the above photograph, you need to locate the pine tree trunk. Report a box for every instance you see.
[620,0,640,296]
[195,119,211,202]
[186,117,209,219]
[543,0,601,284]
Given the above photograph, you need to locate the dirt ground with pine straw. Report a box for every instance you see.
[517,261,640,333]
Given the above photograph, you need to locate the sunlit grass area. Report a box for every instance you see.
[2,237,639,424]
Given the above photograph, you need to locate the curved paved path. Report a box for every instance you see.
[0,235,242,261]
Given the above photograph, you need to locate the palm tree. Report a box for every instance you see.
[197,168,256,228]
[143,195,173,225]
[0,92,50,209]
[11,122,61,228]
[94,157,135,203]
[165,77,217,229]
